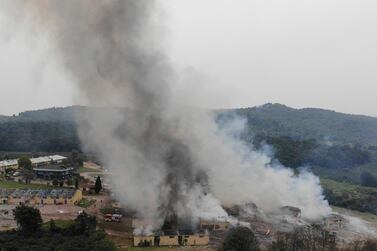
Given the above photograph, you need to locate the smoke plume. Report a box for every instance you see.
[1,0,330,230]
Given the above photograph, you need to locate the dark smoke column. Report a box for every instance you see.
[5,0,214,229]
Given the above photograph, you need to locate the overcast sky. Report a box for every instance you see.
[0,0,377,116]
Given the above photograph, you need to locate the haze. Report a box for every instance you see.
[0,0,376,116]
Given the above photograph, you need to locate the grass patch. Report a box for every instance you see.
[76,198,96,208]
[98,218,133,232]
[320,178,377,196]
[332,206,377,226]
[0,180,51,189]
[42,220,75,230]
[77,167,100,173]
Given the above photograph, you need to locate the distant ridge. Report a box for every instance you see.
[1,103,377,150]
[225,103,377,145]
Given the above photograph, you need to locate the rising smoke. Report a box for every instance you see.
[1,0,330,231]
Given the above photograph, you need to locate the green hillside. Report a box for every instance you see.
[224,103,377,146]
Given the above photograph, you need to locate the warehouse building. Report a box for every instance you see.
[0,155,68,171]
[31,155,67,167]
[34,165,74,180]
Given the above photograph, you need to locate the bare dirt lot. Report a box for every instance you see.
[39,204,83,222]
[0,205,16,231]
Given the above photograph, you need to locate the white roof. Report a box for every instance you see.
[0,159,18,168]
[0,155,67,168]
[49,155,68,161]
[31,155,67,164]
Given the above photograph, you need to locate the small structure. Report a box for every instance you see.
[0,189,82,205]
[199,220,230,231]
[33,165,74,180]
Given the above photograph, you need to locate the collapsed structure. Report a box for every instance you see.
[199,220,230,232]
[0,189,82,205]
[324,214,348,233]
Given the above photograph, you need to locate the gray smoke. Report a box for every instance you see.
[1,0,331,231]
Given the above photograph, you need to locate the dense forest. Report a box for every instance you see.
[1,103,377,151]
[219,103,377,146]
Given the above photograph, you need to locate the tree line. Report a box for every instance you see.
[0,205,115,251]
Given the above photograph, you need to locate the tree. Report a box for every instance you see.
[75,177,79,189]
[18,156,34,183]
[94,176,102,194]
[220,227,260,251]
[49,219,59,233]
[66,179,73,186]
[69,212,97,235]
[18,156,32,169]
[360,172,377,188]
[52,179,59,186]
[13,205,42,234]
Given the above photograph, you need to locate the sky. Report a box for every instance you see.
[0,0,377,116]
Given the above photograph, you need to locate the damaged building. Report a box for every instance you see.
[199,220,230,232]
[324,214,348,232]
[133,229,209,247]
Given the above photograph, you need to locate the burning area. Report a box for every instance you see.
[2,0,333,236]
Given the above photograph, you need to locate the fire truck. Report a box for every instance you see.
[104,214,122,222]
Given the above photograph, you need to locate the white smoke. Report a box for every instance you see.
[1,0,331,229]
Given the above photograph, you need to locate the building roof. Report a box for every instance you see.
[0,159,18,168]
[0,188,76,199]
[0,155,68,168]
[31,155,67,165]
[33,165,74,172]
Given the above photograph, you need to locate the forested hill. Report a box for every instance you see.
[222,103,377,146]
[0,104,377,152]
[0,107,81,152]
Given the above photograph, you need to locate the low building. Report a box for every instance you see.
[31,155,67,167]
[0,155,68,172]
[0,160,18,174]
[33,165,74,180]
[0,189,82,205]
[133,229,209,247]
[199,220,230,231]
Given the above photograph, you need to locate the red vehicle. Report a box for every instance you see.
[104,214,122,222]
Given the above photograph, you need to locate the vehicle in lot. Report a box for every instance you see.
[104,213,122,222]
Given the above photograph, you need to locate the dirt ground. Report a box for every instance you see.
[0,205,16,231]
[39,204,84,222]
[83,161,102,171]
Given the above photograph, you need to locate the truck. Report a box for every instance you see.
[104,214,122,222]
